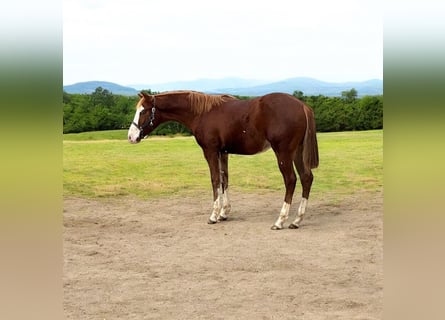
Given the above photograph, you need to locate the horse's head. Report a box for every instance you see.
[128,92,157,144]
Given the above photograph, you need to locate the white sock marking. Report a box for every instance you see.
[273,202,290,229]
[209,188,222,222]
[219,189,231,219]
[292,198,308,226]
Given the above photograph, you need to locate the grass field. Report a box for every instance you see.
[63,130,382,200]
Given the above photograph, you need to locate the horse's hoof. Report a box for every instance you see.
[218,216,228,222]
[207,219,217,224]
[289,223,299,229]
[271,225,282,230]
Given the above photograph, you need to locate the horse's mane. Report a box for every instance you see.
[152,91,236,114]
[188,91,237,114]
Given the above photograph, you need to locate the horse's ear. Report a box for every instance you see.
[140,91,153,99]
[138,92,144,98]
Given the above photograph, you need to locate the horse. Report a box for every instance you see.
[128,90,319,230]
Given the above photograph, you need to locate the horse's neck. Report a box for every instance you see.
[158,94,197,131]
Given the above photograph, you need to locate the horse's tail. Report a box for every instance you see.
[302,104,319,173]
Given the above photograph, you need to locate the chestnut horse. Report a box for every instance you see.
[128,91,318,230]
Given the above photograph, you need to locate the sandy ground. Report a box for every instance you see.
[64,190,382,319]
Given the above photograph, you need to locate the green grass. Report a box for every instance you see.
[63,129,130,141]
[63,130,382,200]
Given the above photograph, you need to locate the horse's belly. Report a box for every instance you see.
[224,138,270,155]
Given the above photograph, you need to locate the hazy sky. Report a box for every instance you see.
[63,0,383,85]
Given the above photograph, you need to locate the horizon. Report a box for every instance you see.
[63,76,384,88]
[63,77,383,97]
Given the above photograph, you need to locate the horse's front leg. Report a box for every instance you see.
[218,152,231,221]
[204,150,223,224]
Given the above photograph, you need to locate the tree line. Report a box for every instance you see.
[296,88,383,131]
[63,87,382,135]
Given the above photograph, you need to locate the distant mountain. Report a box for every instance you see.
[63,81,138,96]
[215,77,383,97]
[64,78,383,97]
[130,77,269,92]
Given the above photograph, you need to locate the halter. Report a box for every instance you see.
[132,96,156,140]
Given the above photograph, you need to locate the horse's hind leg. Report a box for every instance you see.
[218,152,231,221]
[289,149,314,229]
[271,151,297,230]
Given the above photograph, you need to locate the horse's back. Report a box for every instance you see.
[195,93,309,154]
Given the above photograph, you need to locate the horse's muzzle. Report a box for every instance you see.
[128,135,141,144]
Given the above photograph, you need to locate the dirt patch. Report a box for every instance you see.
[64,190,382,319]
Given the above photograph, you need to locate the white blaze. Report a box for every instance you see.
[128,105,144,143]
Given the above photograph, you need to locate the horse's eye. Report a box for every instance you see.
[140,109,147,115]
